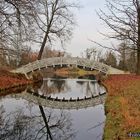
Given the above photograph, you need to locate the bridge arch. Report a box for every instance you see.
[12,91,106,110]
[12,57,125,77]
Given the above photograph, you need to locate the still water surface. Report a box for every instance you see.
[0,76,106,140]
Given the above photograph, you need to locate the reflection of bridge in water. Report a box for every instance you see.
[13,57,125,77]
[36,78,106,98]
[11,91,106,110]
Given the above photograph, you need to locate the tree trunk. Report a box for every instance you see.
[137,46,140,75]
[137,6,140,75]
[38,31,49,60]
[137,43,140,75]
[39,105,53,140]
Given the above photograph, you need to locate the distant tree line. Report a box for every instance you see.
[84,42,137,73]
[97,0,140,74]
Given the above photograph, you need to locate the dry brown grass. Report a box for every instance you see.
[103,75,140,140]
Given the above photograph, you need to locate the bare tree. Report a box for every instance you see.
[31,0,78,60]
[84,47,103,62]
[0,105,76,140]
[105,51,117,68]
[85,48,95,59]
[0,0,36,67]
[118,42,128,70]
[118,42,137,72]
[98,0,140,74]
[42,46,64,58]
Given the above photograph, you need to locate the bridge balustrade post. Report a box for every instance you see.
[60,57,62,67]
[100,62,104,72]
[38,66,41,71]
[109,65,112,74]
[29,62,34,72]
[36,60,41,70]
[24,73,29,79]
[75,58,78,67]
[55,97,58,100]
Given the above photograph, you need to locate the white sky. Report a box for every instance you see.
[53,0,118,57]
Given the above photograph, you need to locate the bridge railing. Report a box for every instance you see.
[14,57,111,75]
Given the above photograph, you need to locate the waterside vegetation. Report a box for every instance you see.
[0,68,33,92]
[103,74,140,140]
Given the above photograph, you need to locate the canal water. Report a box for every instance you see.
[0,75,106,140]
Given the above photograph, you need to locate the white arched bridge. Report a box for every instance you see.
[13,57,125,77]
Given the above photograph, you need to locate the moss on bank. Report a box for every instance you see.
[103,75,140,140]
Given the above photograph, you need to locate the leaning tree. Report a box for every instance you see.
[31,0,78,60]
[98,0,140,74]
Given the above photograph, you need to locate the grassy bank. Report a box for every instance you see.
[103,74,140,140]
[0,68,32,91]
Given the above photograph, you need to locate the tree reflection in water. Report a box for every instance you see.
[76,81,100,97]
[38,79,70,96]
[76,75,99,97]
[0,105,76,140]
[31,77,105,99]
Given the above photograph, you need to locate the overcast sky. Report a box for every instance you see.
[53,0,117,57]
